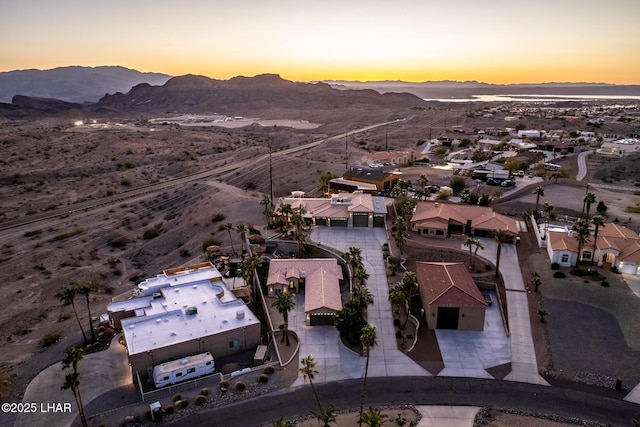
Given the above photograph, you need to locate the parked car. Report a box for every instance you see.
[501,180,515,187]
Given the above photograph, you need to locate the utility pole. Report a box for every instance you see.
[269,143,274,208]
[345,127,349,173]
[385,126,388,152]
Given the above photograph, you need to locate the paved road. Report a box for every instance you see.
[171,376,640,427]
[576,150,591,181]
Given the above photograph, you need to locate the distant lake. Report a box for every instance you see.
[423,94,640,103]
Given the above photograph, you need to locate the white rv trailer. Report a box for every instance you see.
[153,352,215,388]
[543,163,562,171]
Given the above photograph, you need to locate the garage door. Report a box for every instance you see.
[315,217,327,226]
[373,215,385,227]
[309,312,336,326]
[437,307,459,329]
[353,213,369,227]
[330,218,348,227]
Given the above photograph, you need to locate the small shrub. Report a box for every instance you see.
[263,365,275,375]
[219,380,229,390]
[234,381,246,392]
[395,331,402,339]
[179,399,188,409]
[601,280,610,287]
[173,393,183,402]
[194,394,207,405]
[179,247,191,258]
[164,404,175,415]
[58,313,71,322]
[202,236,221,252]
[39,332,61,348]
[211,212,226,222]
[570,268,590,276]
[109,235,130,249]
[553,271,566,278]
[200,387,209,396]
[485,264,491,271]
[551,262,560,270]
[258,374,269,384]
[142,226,161,240]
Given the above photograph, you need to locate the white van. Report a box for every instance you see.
[153,352,215,388]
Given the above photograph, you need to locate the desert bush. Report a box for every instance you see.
[234,381,246,392]
[219,380,229,390]
[257,374,269,384]
[39,332,61,348]
[179,247,191,258]
[178,399,188,409]
[164,404,175,415]
[263,365,275,375]
[173,393,183,402]
[194,394,207,405]
[200,387,210,396]
[553,271,566,278]
[570,268,590,276]
[58,313,71,322]
[109,235,130,248]
[142,226,161,240]
[551,262,560,270]
[211,212,226,222]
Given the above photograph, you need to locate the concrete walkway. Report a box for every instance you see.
[15,334,131,427]
[310,227,430,379]
[473,238,549,386]
[415,406,480,427]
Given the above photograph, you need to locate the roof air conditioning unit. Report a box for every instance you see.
[236,310,245,319]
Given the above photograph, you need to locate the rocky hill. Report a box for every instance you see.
[92,73,426,115]
[0,66,171,103]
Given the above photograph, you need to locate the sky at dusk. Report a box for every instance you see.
[1,0,639,84]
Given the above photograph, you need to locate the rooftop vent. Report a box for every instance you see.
[186,306,198,316]
[236,310,245,319]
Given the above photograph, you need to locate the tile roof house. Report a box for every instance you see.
[415,262,487,330]
[343,166,401,191]
[106,263,261,385]
[544,222,640,275]
[410,201,518,239]
[275,192,387,228]
[266,258,344,326]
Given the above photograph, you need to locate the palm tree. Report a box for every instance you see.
[260,195,272,226]
[355,268,370,287]
[388,283,409,328]
[277,203,293,228]
[76,282,98,343]
[392,217,409,254]
[313,404,337,427]
[533,186,545,216]
[417,174,429,190]
[531,272,542,293]
[236,223,249,254]
[271,418,294,427]
[572,218,591,264]
[493,230,511,279]
[61,347,87,427]
[582,192,596,220]
[464,237,476,267]
[300,355,322,413]
[351,285,374,313]
[272,291,296,346]
[360,408,389,427]
[345,246,364,274]
[590,214,605,266]
[223,222,235,254]
[359,324,378,427]
[472,239,485,269]
[60,286,87,344]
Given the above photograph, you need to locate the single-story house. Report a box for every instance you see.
[410,201,518,240]
[266,258,343,326]
[544,222,640,275]
[107,263,261,385]
[343,166,401,191]
[275,192,387,228]
[328,177,378,195]
[415,262,487,330]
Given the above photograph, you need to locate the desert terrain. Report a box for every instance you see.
[0,96,638,426]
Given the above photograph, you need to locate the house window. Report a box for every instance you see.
[175,372,183,378]
[436,230,444,236]
[582,251,592,260]
[187,367,195,374]
[275,288,282,295]
[429,229,436,235]
[561,254,569,263]
[229,340,239,348]
[289,280,295,290]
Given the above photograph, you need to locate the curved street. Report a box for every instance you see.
[174,376,639,427]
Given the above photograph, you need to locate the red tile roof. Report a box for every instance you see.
[411,201,518,235]
[416,262,486,308]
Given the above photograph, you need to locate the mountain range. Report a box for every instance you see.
[1,66,639,118]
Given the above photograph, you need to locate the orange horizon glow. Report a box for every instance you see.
[2,0,639,86]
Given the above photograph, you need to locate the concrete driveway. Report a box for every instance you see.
[15,335,131,427]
